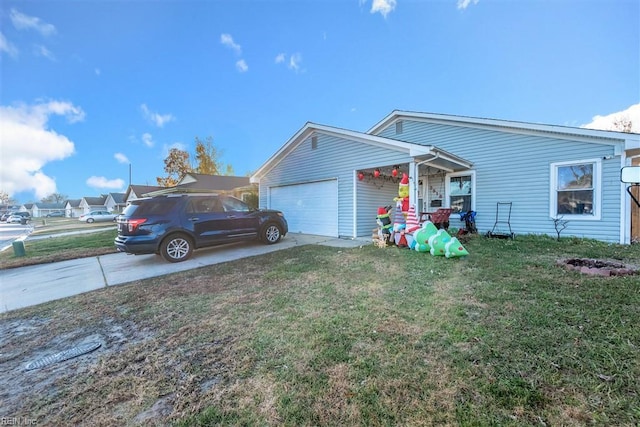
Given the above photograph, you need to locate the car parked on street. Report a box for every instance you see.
[79,210,118,223]
[6,213,30,224]
[46,211,66,217]
[1,211,28,222]
[115,193,288,262]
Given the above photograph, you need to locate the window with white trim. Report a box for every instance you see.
[446,171,475,214]
[550,159,601,220]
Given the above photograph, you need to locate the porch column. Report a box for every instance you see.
[409,160,417,212]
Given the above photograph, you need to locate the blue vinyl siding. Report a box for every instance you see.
[259,132,410,238]
[377,120,623,242]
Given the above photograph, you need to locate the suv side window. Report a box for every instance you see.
[186,197,224,214]
[221,196,251,212]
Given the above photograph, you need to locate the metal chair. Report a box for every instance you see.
[487,202,514,239]
[422,208,452,230]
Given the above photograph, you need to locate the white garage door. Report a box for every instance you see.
[270,180,338,237]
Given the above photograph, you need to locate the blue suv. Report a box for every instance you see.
[115,194,288,262]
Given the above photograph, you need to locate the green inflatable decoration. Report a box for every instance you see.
[413,221,438,252]
[429,229,451,256]
[445,237,469,258]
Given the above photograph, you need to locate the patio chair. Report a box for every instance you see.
[423,208,452,230]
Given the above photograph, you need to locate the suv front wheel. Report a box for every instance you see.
[261,223,283,244]
[160,233,193,262]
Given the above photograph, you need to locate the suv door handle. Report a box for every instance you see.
[189,217,200,221]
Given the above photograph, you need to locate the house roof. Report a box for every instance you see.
[368,110,640,148]
[252,111,640,183]
[250,122,472,182]
[35,203,65,209]
[177,173,250,191]
[66,199,82,207]
[107,192,126,204]
[145,174,252,196]
[125,185,165,200]
[83,196,106,205]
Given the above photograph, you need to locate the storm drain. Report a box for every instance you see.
[25,341,102,371]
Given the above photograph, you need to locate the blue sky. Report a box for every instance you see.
[1,0,639,203]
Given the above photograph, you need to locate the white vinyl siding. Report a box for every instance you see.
[269,180,338,237]
[260,132,411,238]
[374,120,622,242]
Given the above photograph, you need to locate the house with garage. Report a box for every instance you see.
[251,110,640,244]
[104,192,126,213]
[64,199,83,218]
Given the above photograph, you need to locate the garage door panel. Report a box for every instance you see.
[270,180,338,237]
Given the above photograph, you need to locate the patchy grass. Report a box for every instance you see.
[1,235,639,425]
[0,229,118,269]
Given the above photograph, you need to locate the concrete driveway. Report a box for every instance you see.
[0,234,369,313]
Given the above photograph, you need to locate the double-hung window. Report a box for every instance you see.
[446,171,475,214]
[550,159,601,220]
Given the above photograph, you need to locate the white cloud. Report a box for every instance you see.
[0,100,83,199]
[582,103,640,133]
[220,33,241,55]
[0,32,19,58]
[275,53,304,73]
[236,59,248,73]
[457,0,479,10]
[10,8,57,36]
[289,53,302,72]
[140,104,175,128]
[370,0,397,18]
[34,44,55,61]
[114,153,129,164]
[141,132,154,147]
[86,176,125,190]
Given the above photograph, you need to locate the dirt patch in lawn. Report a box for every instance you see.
[0,316,154,418]
[557,258,639,277]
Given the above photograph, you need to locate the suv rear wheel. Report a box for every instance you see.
[261,223,282,244]
[161,233,193,262]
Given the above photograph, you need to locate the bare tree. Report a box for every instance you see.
[41,193,68,203]
[613,117,633,133]
[552,216,569,241]
[0,190,13,205]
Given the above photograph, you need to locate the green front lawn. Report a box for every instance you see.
[1,235,639,425]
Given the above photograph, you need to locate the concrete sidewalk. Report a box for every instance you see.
[0,234,370,313]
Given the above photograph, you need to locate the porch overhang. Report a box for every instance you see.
[413,146,473,173]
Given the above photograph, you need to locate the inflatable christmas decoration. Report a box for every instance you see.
[371,168,468,258]
[428,229,451,256]
[394,173,410,213]
[404,205,421,249]
[392,203,408,247]
[413,220,438,253]
[445,237,470,258]
[376,206,393,245]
